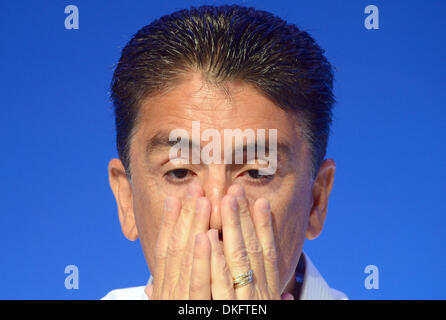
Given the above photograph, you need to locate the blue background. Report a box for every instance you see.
[1,0,445,299]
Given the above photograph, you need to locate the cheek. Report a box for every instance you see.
[276,202,308,252]
[273,194,308,251]
[132,177,167,270]
[268,181,312,283]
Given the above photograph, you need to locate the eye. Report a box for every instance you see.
[165,168,193,183]
[242,169,274,185]
[247,169,262,179]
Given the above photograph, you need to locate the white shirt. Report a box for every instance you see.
[101,252,348,300]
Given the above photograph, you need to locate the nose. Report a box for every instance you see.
[201,165,230,232]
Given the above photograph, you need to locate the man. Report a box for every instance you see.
[103,4,347,300]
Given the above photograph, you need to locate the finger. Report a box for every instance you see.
[281,292,294,300]
[227,185,268,292]
[207,229,235,300]
[189,233,211,300]
[145,284,154,300]
[221,194,254,299]
[152,196,181,297]
[163,183,204,298]
[177,196,211,293]
[252,198,280,298]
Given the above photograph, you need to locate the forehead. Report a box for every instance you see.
[135,73,303,143]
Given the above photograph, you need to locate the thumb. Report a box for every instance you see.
[145,284,154,300]
[281,292,295,300]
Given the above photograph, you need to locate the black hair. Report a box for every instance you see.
[111,4,335,178]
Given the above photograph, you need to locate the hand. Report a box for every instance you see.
[146,183,213,299]
[206,184,284,300]
[145,183,294,300]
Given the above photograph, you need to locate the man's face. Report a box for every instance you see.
[109,72,334,292]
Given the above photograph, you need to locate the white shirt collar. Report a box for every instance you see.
[299,252,347,300]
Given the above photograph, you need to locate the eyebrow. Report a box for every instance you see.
[145,131,199,153]
[145,130,291,160]
[235,142,290,160]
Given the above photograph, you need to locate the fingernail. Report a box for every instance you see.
[196,197,204,212]
[229,195,238,211]
[145,285,153,300]
[281,292,294,300]
[195,233,206,245]
[186,185,192,198]
[186,184,193,199]
[164,197,175,212]
[258,199,270,213]
[229,184,245,198]
[208,229,218,241]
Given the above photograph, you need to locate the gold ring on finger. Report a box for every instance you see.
[232,269,253,289]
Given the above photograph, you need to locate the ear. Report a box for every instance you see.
[306,159,336,240]
[108,158,138,241]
